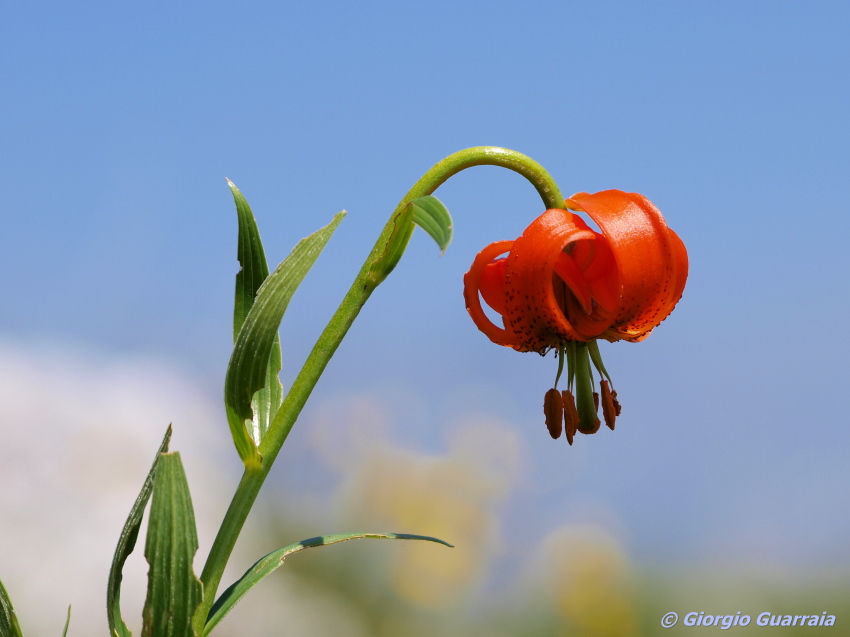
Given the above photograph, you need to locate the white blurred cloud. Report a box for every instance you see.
[0,337,373,637]
[0,338,236,635]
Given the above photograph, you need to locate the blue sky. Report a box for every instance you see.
[2,0,849,607]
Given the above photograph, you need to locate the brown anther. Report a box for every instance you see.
[600,380,617,431]
[561,390,579,446]
[612,389,622,416]
[544,388,563,439]
[593,391,599,411]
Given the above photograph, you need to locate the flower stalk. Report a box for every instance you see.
[192,147,566,632]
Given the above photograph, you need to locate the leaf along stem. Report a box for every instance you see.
[193,147,564,634]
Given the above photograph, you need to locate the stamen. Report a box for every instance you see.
[600,380,617,430]
[553,345,566,389]
[561,390,579,445]
[587,340,613,384]
[566,341,577,391]
[544,388,563,439]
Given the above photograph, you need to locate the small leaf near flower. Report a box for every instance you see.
[409,195,453,253]
[368,196,454,284]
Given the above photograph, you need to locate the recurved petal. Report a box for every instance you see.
[565,190,687,342]
[553,251,593,314]
[502,209,599,351]
[479,257,509,315]
[463,240,521,348]
[553,233,620,340]
[665,227,689,319]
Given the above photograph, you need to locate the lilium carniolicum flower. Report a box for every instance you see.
[464,190,687,444]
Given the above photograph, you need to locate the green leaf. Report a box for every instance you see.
[409,195,452,253]
[60,606,70,637]
[227,180,283,460]
[229,179,272,340]
[107,425,172,637]
[142,452,202,637]
[204,532,452,636]
[366,196,453,284]
[224,211,346,466]
[0,578,25,637]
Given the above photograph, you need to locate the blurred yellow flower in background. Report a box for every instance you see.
[542,525,641,637]
[311,395,522,609]
[350,448,487,607]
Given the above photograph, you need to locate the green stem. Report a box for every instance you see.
[574,342,600,434]
[193,147,564,633]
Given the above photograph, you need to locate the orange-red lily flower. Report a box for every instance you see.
[463,190,687,442]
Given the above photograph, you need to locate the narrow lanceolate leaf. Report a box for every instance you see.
[0,578,25,637]
[409,195,452,253]
[224,212,346,466]
[60,606,70,637]
[108,425,172,637]
[204,532,453,636]
[229,179,272,340]
[228,180,283,459]
[142,452,202,637]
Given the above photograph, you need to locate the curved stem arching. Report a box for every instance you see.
[404,146,564,208]
[193,147,565,634]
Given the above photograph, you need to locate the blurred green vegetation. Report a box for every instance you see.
[216,505,850,636]
[208,418,850,637]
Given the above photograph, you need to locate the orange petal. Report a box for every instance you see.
[479,257,508,315]
[579,235,620,312]
[554,234,620,339]
[553,251,593,314]
[463,240,520,348]
[566,191,687,342]
[502,210,598,351]
[665,228,689,319]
